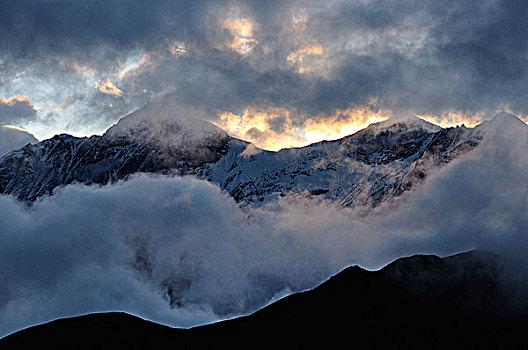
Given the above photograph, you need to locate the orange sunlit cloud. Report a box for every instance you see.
[117,53,152,81]
[61,59,95,77]
[216,105,389,151]
[303,108,389,143]
[222,17,258,54]
[51,96,77,113]
[287,44,324,63]
[219,107,528,152]
[417,111,488,128]
[118,64,140,81]
[116,43,187,82]
[94,78,124,96]
[287,43,324,74]
[2,125,28,132]
[0,95,31,106]
[418,109,528,128]
[217,107,305,151]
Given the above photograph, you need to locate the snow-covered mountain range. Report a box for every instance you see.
[0,108,520,210]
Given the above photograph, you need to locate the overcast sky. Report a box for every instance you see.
[1,0,527,149]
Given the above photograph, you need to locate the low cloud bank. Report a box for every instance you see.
[1,118,527,337]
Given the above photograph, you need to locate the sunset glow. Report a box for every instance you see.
[287,43,324,74]
[0,95,31,106]
[418,109,528,129]
[222,17,258,54]
[418,112,488,128]
[94,78,124,97]
[303,108,389,143]
[216,105,389,151]
[2,125,28,132]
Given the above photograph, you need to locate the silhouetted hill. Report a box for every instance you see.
[3,251,526,348]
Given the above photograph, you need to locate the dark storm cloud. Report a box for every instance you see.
[1,0,527,137]
[0,96,37,124]
[291,0,528,115]
[428,0,528,112]
[179,0,528,116]
[1,1,195,56]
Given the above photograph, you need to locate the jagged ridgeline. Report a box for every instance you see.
[4,107,519,209]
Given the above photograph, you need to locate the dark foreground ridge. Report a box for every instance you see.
[3,251,527,348]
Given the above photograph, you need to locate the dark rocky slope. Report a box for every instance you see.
[3,251,526,348]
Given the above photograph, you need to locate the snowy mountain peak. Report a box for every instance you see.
[365,115,442,134]
[99,103,233,171]
[487,111,527,128]
[475,112,528,141]
[105,103,228,143]
[0,104,235,201]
